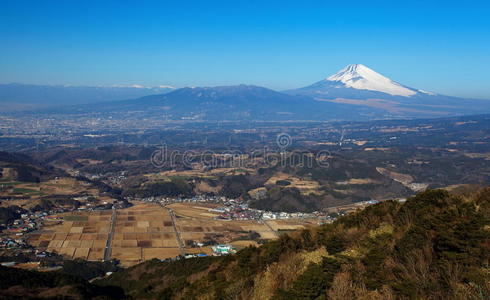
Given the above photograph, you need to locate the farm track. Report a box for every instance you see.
[262,220,279,238]
[103,207,117,261]
[165,207,186,256]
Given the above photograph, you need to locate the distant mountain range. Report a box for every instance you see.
[0,83,175,110]
[42,84,380,121]
[5,65,490,121]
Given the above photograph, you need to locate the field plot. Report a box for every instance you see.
[109,204,181,265]
[28,210,111,262]
[168,203,220,219]
[28,204,182,266]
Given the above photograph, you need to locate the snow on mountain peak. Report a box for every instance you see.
[326,64,417,97]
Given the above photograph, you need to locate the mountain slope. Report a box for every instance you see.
[0,151,61,183]
[287,64,419,98]
[324,64,417,96]
[48,84,381,121]
[95,188,490,299]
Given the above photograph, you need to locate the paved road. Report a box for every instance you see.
[166,207,186,256]
[103,207,117,261]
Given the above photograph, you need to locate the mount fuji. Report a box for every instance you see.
[286,64,432,99]
[285,64,490,117]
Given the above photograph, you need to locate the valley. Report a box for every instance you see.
[28,202,316,266]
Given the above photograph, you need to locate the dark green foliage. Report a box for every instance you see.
[362,233,393,290]
[275,179,291,186]
[0,265,84,290]
[325,234,346,255]
[275,257,341,299]
[299,229,316,251]
[432,202,487,265]
[31,198,54,211]
[395,226,429,259]
[252,187,318,212]
[0,206,21,225]
[41,195,82,209]
[340,199,399,229]
[124,178,191,197]
[60,259,119,280]
[0,266,124,299]
[221,174,254,198]
[15,167,41,182]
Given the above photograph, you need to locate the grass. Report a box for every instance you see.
[0,181,22,186]
[12,188,42,195]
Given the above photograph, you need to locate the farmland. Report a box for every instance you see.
[27,202,317,266]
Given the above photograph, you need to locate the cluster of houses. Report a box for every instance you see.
[212,202,323,222]
[4,212,45,237]
[106,171,128,186]
[137,194,236,206]
[0,236,28,249]
[260,211,319,220]
[211,204,261,220]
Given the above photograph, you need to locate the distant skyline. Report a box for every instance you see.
[1,1,490,99]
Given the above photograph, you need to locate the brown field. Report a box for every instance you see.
[148,167,256,180]
[266,219,317,231]
[28,202,316,266]
[376,167,413,185]
[167,203,220,219]
[231,240,259,250]
[265,172,321,195]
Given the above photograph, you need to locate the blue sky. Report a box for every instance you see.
[1,0,490,98]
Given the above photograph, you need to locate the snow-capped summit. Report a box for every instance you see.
[325,64,416,96]
[284,64,427,99]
